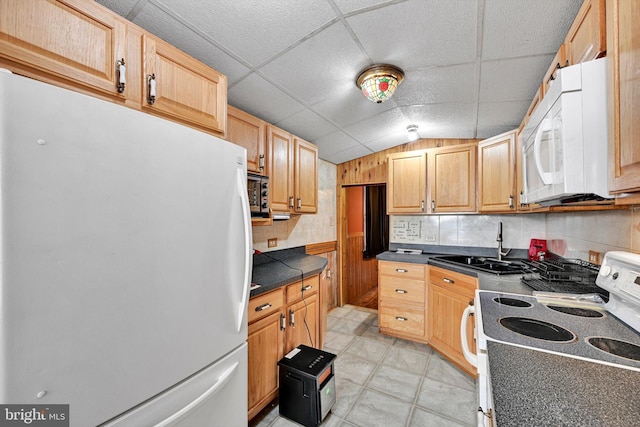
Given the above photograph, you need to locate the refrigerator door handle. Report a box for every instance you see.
[153,362,239,427]
[237,169,252,332]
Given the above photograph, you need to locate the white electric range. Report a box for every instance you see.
[461,251,640,427]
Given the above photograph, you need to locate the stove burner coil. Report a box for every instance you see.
[587,337,640,361]
[493,297,533,308]
[547,305,604,318]
[499,317,576,342]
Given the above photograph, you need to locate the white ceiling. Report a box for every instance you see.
[96,0,583,164]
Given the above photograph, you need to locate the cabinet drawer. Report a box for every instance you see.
[379,277,425,305]
[379,302,425,337]
[286,274,319,303]
[379,261,426,280]
[248,289,284,324]
[429,266,478,295]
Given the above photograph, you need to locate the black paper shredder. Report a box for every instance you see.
[278,345,337,427]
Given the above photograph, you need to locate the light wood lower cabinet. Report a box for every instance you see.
[378,261,428,342]
[247,274,320,421]
[428,266,478,376]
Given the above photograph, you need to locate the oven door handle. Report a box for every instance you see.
[461,304,478,368]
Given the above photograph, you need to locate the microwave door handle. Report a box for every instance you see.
[533,118,556,185]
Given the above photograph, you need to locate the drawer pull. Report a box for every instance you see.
[301,285,313,291]
[395,289,408,294]
[396,268,408,273]
[255,303,272,312]
[443,278,455,284]
[395,316,408,322]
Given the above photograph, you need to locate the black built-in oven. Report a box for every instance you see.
[247,173,269,217]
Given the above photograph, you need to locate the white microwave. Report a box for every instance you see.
[521,57,611,206]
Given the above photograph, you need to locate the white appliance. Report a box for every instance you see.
[0,71,252,426]
[461,251,640,427]
[520,57,611,206]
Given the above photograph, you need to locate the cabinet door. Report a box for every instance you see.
[226,106,265,174]
[0,0,126,97]
[248,310,283,420]
[294,138,318,213]
[515,131,543,211]
[284,294,318,354]
[429,144,477,213]
[267,125,294,212]
[565,0,606,64]
[387,151,427,214]
[607,0,640,194]
[543,45,567,94]
[428,282,476,376]
[143,34,227,135]
[478,130,516,212]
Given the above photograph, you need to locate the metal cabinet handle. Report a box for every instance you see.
[147,73,156,105]
[297,197,302,209]
[509,194,514,209]
[443,278,455,284]
[302,285,313,292]
[116,58,126,93]
[395,289,408,294]
[395,316,408,322]
[421,200,425,211]
[255,303,272,312]
[396,268,408,273]
[280,313,286,331]
[431,200,435,211]
[259,154,265,170]
[327,269,331,279]
[289,309,295,327]
[289,196,294,208]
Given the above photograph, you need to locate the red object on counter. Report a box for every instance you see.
[529,239,547,260]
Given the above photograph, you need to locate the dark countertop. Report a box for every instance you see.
[488,342,640,427]
[251,246,327,297]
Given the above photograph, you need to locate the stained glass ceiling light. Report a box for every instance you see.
[356,64,404,104]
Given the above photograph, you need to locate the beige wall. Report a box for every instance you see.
[252,159,337,252]
[390,207,640,260]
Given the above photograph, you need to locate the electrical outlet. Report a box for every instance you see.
[588,250,601,264]
[267,238,278,248]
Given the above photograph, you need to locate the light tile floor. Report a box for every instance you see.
[251,304,477,427]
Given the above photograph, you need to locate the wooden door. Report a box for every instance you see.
[226,106,265,174]
[284,294,318,354]
[247,310,283,420]
[294,138,318,213]
[565,0,606,64]
[267,125,293,212]
[143,34,227,135]
[387,151,427,213]
[429,144,477,213]
[0,0,126,97]
[478,130,516,212]
[607,0,640,194]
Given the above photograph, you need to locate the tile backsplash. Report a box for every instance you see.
[391,207,640,260]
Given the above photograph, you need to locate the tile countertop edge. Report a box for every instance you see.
[250,253,328,298]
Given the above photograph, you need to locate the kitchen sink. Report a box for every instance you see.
[435,255,525,275]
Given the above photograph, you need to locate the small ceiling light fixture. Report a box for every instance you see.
[356,64,404,103]
[407,124,419,141]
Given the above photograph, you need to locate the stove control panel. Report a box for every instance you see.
[598,251,640,306]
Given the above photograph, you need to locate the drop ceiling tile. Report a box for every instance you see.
[477,100,530,129]
[401,103,476,137]
[94,0,139,18]
[365,133,411,153]
[344,108,409,143]
[228,74,305,124]
[314,130,361,157]
[322,144,373,164]
[476,125,520,139]
[274,109,339,142]
[310,90,396,127]
[482,0,582,60]
[132,3,250,84]
[393,63,477,106]
[259,23,369,106]
[160,0,336,66]
[333,0,394,15]
[347,0,477,68]
[479,54,555,103]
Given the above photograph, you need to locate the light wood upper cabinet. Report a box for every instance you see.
[226,106,266,174]
[294,138,318,214]
[543,44,568,94]
[478,130,516,213]
[429,144,477,213]
[267,126,318,214]
[387,151,428,214]
[607,0,640,195]
[142,34,227,135]
[565,0,606,64]
[0,0,127,98]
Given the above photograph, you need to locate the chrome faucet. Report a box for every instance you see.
[496,221,511,261]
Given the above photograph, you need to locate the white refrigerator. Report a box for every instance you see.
[0,71,251,426]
